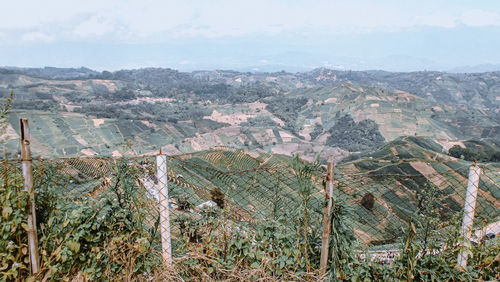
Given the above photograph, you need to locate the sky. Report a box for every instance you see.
[1,0,500,72]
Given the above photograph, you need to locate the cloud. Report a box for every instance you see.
[179,60,195,65]
[415,9,500,28]
[21,31,54,42]
[73,16,116,38]
[0,0,499,43]
[416,12,458,28]
[461,9,500,27]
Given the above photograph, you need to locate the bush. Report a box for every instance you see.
[1,160,162,281]
[0,171,30,280]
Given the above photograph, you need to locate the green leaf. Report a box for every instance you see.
[2,206,12,219]
[67,240,81,253]
[62,219,70,228]
[47,217,54,227]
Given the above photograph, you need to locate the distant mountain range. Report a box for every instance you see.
[0,66,499,162]
[1,66,100,79]
[448,64,500,73]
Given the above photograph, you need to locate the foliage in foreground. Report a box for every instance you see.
[1,160,163,281]
[0,156,498,281]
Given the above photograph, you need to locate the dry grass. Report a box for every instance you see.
[153,253,326,282]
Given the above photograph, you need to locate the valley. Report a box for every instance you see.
[2,67,499,162]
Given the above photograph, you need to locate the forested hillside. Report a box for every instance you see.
[1,67,499,161]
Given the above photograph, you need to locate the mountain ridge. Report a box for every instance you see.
[1,67,498,162]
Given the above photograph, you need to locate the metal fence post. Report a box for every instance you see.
[456,162,480,270]
[320,156,335,275]
[156,153,172,267]
[20,119,40,274]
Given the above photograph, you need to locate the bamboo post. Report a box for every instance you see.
[320,156,335,275]
[156,152,172,267]
[456,162,480,270]
[20,119,39,274]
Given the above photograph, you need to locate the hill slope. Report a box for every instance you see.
[154,139,499,244]
[1,67,499,161]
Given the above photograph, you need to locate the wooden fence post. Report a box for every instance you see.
[20,119,40,274]
[320,156,335,275]
[156,152,172,267]
[456,162,480,270]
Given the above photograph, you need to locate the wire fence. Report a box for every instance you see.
[334,162,500,246]
[32,152,500,241]
[2,147,500,276]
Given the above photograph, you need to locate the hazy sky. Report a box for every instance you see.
[1,0,499,71]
